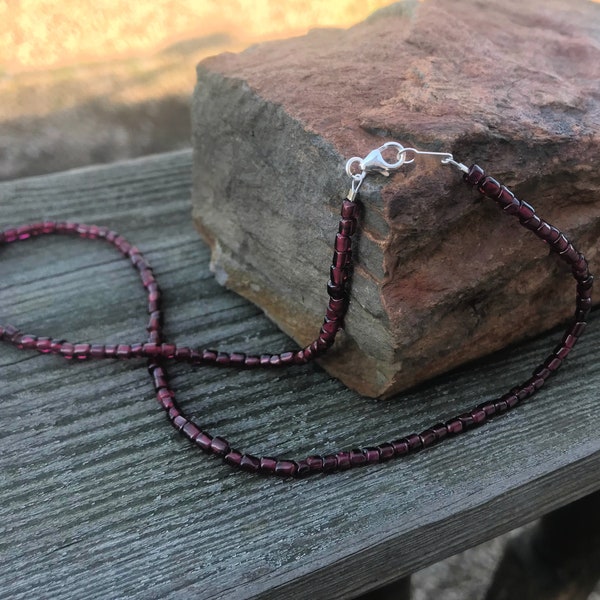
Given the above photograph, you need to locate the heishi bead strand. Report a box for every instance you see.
[0,153,592,477]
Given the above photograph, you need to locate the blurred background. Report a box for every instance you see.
[0,0,397,181]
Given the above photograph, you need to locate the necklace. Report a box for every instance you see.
[0,142,592,477]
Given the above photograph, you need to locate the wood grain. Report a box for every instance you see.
[0,150,599,600]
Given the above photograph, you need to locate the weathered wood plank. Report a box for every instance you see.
[0,150,599,600]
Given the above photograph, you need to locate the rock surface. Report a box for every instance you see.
[191,0,600,398]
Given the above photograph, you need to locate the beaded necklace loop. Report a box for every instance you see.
[0,143,592,477]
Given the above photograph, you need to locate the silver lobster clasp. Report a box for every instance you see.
[346,141,406,178]
[360,141,407,176]
[344,140,468,201]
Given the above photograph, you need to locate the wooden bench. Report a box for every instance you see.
[1,150,599,599]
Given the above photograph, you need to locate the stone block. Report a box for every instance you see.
[191,0,600,398]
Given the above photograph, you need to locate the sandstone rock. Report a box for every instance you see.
[191,0,600,398]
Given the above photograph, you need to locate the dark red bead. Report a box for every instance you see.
[446,419,463,434]
[577,283,594,300]
[3,228,18,242]
[201,349,218,363]
[418,429,437,447]
[497,188,520,213]
[363,448,381,463]
[142,343,160,356]
[306,455,324,471]
[517,201,536,222]
[570,321,587,337]
[157,390,174,409]
[544,356,562,372]
[476,402,496,417]
[19,334,37,350]
[321,318,339,336]
[161,344,176,359]
[295,460,311,477]
[328,297,346,313]
[335,451,351,470]
[3,324,19,341]
[74,343,91,359]
[274,460,297,477]
[279,351,294,365]
[174,346,191,361]
[479,176,502,198]
[536,221,553,240]
[210,436,230,456]
[377,442,395,460]
[302,346,314,361]
[545,227,561,244]
[195,432,213,452]
[405,433,422,451]
[341,199,358,219]
[172,415,187,430]
[229,352,246,366]
[470,409,487,424]
[116,344,131,359]
[16,225,31,240]
[224,450,243,467]
[522,214,542,232]
[561,333,577,349]
[554,345,571,360]
[532,366,551,380]
[500,391,518,406]
[458,413,475,428]
[494,399,509,413]
[259,457,278,474]
[464,164,485,186]
[321,455,338,472]
[431,423,448,440]
[334,234,351,252]
[560,245,579,265]
[239,454,261,472]
[552,234,569,253]
[60,343,74,359]
[244,355,261,367]
[327,280,345,300]
[182,422,201,440]
[332,250,350,269]
[349,449,367,466]
[330,266,346,286]
[36,338,52,353]
[391,439,409,456]
[338,218,356,235]
[130,343,143,357]
[154,373,169,391]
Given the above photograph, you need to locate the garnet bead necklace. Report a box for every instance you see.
[0,142,593,477]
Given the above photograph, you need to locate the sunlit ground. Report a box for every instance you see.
[0,1,398,180]
[0,1,397,120]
